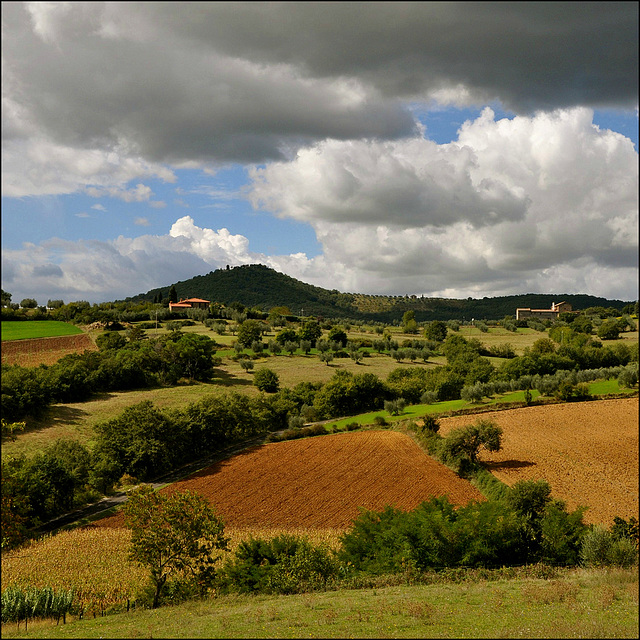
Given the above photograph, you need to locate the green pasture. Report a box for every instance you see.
[3,374,633,462]
[2,567,636,639]
[1,321,83,341]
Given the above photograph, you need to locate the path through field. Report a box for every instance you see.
[437,397,639,526]
[96,430,485,530]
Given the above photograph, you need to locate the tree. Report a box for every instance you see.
[168,285,178,304]
[275,327,297,346]
[123,485,228,608]
[424,320,448,342]
[1,290,11,307]
[327,327,347,347]
[597,320,620,340]
[440,419,503,465]
[297,319,322,345]
[402,310,418,334]
[284,340,299,356]
[237,319,263,348]
[20,298,38,309]
[253,367,280,393]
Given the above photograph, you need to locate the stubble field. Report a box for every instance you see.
[1,333,98,367]
[437,397,639,526]
[95,430,485,530]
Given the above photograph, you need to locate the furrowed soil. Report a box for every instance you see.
[1,334,97,366]
[437,397,639,526]
[95,430,485,530]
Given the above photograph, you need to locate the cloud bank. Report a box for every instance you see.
[2,2,638,304]
[3,108,637,304]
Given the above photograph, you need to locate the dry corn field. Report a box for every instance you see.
[1,334,98,366]
[0,527,343,614]
[96,430,486,530]
[437,397,639,526]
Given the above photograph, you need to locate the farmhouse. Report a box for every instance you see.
[169,297,210,312]
[515,301,572,321]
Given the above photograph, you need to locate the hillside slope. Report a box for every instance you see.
[125,263,631,321]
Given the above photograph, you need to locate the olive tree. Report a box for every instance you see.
[440,419,503,465]
[123,485,228,608]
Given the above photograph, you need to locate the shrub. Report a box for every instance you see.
[617,365,638,388]
[217,534,336,595]
[253,368,280,393]
[420,390,438,405]
[421,415,440,434]
[554,381,591,402]
[373,415,388,426]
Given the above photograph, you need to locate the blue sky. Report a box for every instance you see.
[2,3,638,306]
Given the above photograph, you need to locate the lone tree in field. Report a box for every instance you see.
[253,367,280,392]
[440,418,503,465]
[123,485,228,608]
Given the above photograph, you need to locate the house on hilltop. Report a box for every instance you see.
[169,297,210,312]
[515,301,573,321]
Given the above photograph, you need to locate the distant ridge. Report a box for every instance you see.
[125,263,632,322]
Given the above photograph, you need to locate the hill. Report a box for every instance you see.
[125,263,632,321]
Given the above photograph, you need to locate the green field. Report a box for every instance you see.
[1,567,637,639]
[1,321,83,341]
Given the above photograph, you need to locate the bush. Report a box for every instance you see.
[554,381,591,402]
[420,390,438,405]
[253,368,280,393]
[421,415,440,434]
[579,526,638,568]
[217,534,336,595]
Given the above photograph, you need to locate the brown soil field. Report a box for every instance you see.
[96,430,485,530]
[1,334,98,366]
[437,397,639,526]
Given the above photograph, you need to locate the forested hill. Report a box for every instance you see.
[125,264,632,322]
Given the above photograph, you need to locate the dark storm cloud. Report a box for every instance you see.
[3,2,636,170]
[142,2,638,112]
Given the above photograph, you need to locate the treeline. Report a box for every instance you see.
[3,317,637,426]
[1,329,218,422]
[1,391,290,548]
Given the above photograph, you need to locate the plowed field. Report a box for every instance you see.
[437,397,639,526]
[96,430,485,530]
[1,333,97,366]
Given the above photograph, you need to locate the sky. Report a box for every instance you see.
[2,2,638,307]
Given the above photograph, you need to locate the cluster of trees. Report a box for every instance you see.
[1,329,220,422]
[118,479,638,609]
[1,390,290,547]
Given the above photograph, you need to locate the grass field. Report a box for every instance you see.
[2,372,634,462]
[1,565,637,639]
[1,321,83,341]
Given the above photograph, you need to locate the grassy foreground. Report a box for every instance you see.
[1,321,84,341]
[1,567,637,639]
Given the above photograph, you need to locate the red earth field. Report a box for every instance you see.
[1,333,97,367]
[96,430,485,530]
[437,397,639,526]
